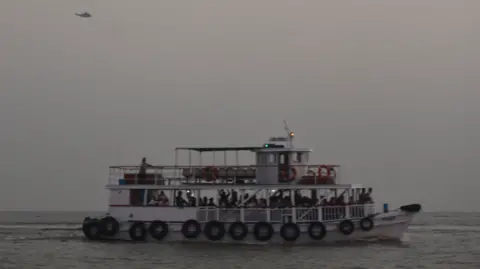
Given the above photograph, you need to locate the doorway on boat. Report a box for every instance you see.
[278,152,289,183]
[129,189,145,206]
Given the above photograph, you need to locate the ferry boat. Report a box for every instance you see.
[82,125,421,244]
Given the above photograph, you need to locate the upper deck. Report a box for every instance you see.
[108,127,345,189]
[109,163,341,188]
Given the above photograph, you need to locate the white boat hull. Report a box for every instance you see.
[89,210,417,245]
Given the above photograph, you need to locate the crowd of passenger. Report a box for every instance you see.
[147,188,373,208]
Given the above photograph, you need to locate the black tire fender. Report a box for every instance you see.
[100,216,120,237]
[148,220,169,240]
[228,221,248,241]
[359,217,374,231]
[307,221,327,240]
[253,221,274,242]
[338,219,355,235]
[83,219,102,240]
[203,220,226,241]
[280,222,300,242]
[181,219,201,239]
[129,222,147,241]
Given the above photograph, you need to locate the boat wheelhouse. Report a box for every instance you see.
[82,126,421,244]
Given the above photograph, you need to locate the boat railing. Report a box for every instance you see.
[195,204,375,223]
[108,164,339,186]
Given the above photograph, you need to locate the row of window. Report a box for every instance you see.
[257,152,306,165]
[124,187,371,208]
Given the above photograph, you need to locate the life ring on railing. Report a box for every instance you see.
[308,221,326,240]
[280,167,297,182]
[359,217,374,232]
[129,222,147,241]
[280,223,300,242]
[100,216,119,237]
[318,165,336,182]
[148,220,169,240]
[82,218,102,240]
[338,220,355,235]
[228,221,248,241]
[202,166,218,182]
[181,219,201,239]
[253,221,274,241]
[204,220,226,241]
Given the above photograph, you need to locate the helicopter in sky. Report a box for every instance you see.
[75,12,92,18]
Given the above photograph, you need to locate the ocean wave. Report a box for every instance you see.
[0,224,81,231]
[0,221,80,225]
[4,235,85,242]
[409,225,480,233]
[1,223,480,233]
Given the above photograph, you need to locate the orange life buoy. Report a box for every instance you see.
[280,167,297,182]
[202,166,217,182]
[318,165,336,182]
[328,167,337,181]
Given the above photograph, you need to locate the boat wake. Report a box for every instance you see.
[0,224,81,231]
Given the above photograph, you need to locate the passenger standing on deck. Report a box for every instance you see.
[138,157,153,180]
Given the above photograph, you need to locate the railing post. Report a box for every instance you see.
[216,208,220,221]
[143,190,148,206]
[174,149,178,177]
[318,207,322,221]
[195,190,200,207]
[240,207,245,222]
[265,189,270,221]
[345,205,350,219]
[192,168,196,184]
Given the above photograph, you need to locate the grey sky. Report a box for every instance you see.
[0,0,478,211]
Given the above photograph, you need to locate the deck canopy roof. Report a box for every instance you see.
[175,146,264,152]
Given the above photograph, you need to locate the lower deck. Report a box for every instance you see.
[87,209,414,244]
[108,204,376,223]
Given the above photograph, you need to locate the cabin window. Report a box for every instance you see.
[146,189,170,206]
[280,154,285,164]
[268,153,276,164]
[260,154,267,165]
[296,153,302,162]
[198,189,218,207]
[174,189,196,207]
[291,152,297,163]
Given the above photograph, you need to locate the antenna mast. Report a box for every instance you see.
[284,120,294,148]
